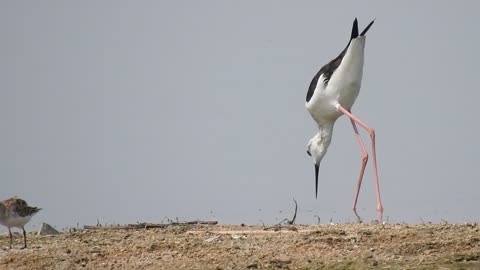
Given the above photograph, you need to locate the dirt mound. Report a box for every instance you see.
[1,223,479,269]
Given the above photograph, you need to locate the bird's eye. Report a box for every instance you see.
[306,150,311,156]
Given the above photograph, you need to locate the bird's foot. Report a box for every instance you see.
[377,205,384,224]
[353,209,362,224]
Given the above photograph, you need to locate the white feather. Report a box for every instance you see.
[0,215,32,228]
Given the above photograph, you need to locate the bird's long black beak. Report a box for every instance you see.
[314,163,319,198]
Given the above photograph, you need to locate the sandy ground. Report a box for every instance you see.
[0,223,479,270]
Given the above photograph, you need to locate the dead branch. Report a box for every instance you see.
[264,199,298,230]
[84,220,218,230]
[288,198,298,225]
[172,220,218,225]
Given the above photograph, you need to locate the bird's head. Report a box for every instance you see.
[307,124,334,198]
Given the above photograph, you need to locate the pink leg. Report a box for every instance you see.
[350,119,368,223]
[336,104,384,223]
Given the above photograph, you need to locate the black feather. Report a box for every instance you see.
[360,19,375,36]
[306,47,347,102]
[351,18,359,39]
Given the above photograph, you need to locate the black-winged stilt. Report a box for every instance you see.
[305,18,383,223]
[0,197,41,248]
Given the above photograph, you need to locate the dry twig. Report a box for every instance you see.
[84,220,218,230]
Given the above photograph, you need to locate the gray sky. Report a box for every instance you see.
[1,1,479,231]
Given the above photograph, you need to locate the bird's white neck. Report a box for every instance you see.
[310,123,334,165]
[318,122,334,151]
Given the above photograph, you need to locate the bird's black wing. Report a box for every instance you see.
[306,19,359,102]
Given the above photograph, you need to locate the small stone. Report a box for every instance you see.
[37,223,60,235]
[231,234,246,240]
[205,235,220,242]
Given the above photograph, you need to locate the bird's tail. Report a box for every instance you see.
[360,19,375,36]
[26,207,41,216]
[350,18,359,40]
[351,18,375,39]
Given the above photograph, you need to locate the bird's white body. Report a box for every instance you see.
[306,37,366,125]
[0,215,33,229]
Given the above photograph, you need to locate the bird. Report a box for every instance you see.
[305,18,383,223]
[0,197,41,249]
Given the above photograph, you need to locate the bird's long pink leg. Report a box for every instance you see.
[350,119,368,223]
[336,104,384,223]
